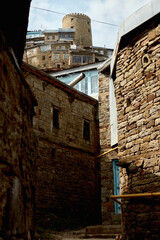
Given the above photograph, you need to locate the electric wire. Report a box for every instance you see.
[31,6,118,27]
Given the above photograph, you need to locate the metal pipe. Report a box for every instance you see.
[68,73,85,87]
[97,146,118,158]
[113,198,122,205]
[110,192,160,200]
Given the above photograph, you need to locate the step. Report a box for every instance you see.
[85,225,122,235]
[83,233,120,238]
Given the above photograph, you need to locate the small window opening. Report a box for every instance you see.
[143,56,149,63]
[83,120,90,140]
[53,108,59,129]
[126,98,131,107]
[142,54,150,66]
[51,148,56,157]
[42,56,45,60]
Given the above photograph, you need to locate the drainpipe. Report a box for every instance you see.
[68,73,85,87]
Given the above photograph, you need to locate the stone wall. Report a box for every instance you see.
[22,63,101,229]
[0,32,37,240]
[98,71,119,224]
[114,19,160,239]
[62,13,92,47]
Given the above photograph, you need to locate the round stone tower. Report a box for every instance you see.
[62,13,92,47]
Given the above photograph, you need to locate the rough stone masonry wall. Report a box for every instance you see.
[23,64,100,229]
[99,71,119,224]
[0,32,37,240]
[114,21,160,239]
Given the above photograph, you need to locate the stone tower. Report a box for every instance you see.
[62,13,92,47]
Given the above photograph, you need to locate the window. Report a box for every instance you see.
[47,35,50,40]
[59,33,73,39]
[83,56,87,63]
[74,83,80,91]
[52,35,55,39]
[64,53,68,60]
[81,77,88,94]
[72,55,81,63]
[71,18,74,22]
[52,108,59,129]
[91,76,98,93]
[83,120,90,140]
[61,46,65,50]
[57,64,60,68]
[42,56,45,60]
[83,56,93,63]
[54,53,59,60]
[33,48,36,54]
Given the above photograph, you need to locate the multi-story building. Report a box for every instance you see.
[23,13,113,70]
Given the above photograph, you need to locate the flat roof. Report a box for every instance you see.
[43,28,76,34]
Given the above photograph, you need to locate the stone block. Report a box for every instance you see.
[143,159,157,168]
[148,29,156,41]
[156,24,160,36]
[136,59,142,71]
[155,118,160,126]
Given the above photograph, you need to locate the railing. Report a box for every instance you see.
[110,192,160,205]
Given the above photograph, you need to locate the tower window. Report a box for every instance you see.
[83,120,90,141]
[71,18,74,22]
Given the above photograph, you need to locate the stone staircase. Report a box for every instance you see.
[83,224,122,239]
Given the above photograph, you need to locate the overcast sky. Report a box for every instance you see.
[28,0,151,49]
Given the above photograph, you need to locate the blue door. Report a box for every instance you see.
[112,159,121,214]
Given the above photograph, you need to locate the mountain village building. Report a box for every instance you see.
[23,13,113,70]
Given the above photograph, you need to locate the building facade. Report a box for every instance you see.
[111,1,160,239]
[98,61,120,225]
[22,62,101,229]
[0,1,37,239]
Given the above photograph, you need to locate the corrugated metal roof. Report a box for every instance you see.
[50,61,104,77]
